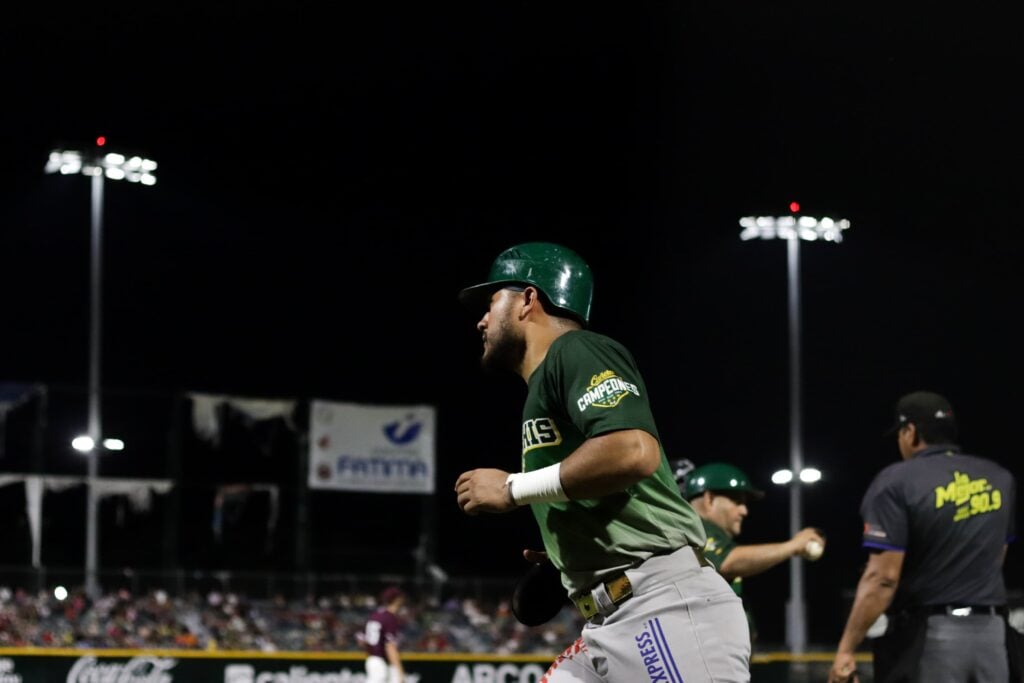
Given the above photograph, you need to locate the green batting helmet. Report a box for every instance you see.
[458,242,593,325]
[681,462,765,501]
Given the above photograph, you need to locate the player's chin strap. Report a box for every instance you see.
[506,463,570,504]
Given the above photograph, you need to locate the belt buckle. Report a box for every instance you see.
[944,605,999,617]
[606,574,633,605]
[693,546,712,568]
[573,574,633,620]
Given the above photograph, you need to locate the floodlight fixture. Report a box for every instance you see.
[771,467,823,485]
[45,139,156,600]
[739,215,850,243]
[799,467,822,483]
[72,436,95,452]
[739,207,849,654]
[71,435,125,452]
[772,469,794,485]
[46,149,157,185]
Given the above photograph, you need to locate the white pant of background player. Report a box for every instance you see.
[365,655,401,683]
[542,544,751,682]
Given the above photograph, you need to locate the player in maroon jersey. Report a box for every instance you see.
[363,586,407,683]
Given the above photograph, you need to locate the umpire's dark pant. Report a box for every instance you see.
[873,611,1009,683]
[916,613,1007,682]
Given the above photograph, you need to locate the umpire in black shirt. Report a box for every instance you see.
[828,390,1018,683]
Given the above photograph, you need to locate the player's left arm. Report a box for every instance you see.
[385,640,405,681]
[828,549,904,683]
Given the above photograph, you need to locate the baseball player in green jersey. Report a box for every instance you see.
[454,242,751,682]
[677,461,826,643]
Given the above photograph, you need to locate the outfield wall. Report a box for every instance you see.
[0,648,873,683]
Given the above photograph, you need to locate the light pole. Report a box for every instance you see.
[45,141,157,599]
[739,208,849,653]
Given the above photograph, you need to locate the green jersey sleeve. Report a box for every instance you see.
[541,330,659,441]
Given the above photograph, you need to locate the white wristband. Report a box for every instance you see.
[506,463,569,504]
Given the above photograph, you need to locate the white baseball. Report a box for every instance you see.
[805,540,824,561]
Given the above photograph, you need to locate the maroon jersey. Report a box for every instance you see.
[364,607,401,658]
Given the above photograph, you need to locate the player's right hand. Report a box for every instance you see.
[455,468,517,515]
[827,653,859,683]
[791,527,826,558]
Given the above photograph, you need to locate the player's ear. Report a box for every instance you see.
[521,286,541,315]
[906,423,920,446]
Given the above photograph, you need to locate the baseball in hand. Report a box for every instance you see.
[805,540,824,561]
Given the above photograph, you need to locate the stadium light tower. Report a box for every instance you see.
[45,139,157,599]
[739,204,849,654]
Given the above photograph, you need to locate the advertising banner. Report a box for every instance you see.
[308,400,435,494]
[0,651,846,683]
[0,652,552,683]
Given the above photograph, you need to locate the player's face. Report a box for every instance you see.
[477,289,526,373]
[708,492,749,538]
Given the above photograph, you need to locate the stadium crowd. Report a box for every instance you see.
[0,584,583,654]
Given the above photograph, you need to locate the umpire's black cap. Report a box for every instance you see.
[885,390,956,436]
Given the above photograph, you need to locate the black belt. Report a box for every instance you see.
[924,604,1007,617]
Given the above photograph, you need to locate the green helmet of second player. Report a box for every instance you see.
[458,242,594,325]
[680,462,766,501]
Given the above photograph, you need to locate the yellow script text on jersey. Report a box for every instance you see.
[934,471,1003,522]
[576,370,640,412]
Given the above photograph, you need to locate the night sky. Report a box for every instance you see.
[1,4,1021,646]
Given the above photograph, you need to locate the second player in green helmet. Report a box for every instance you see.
[458,242,593,325]
[678,460,825,646]
[681,462,765,501]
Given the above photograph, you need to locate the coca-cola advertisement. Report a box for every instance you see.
[66,656,177,683]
